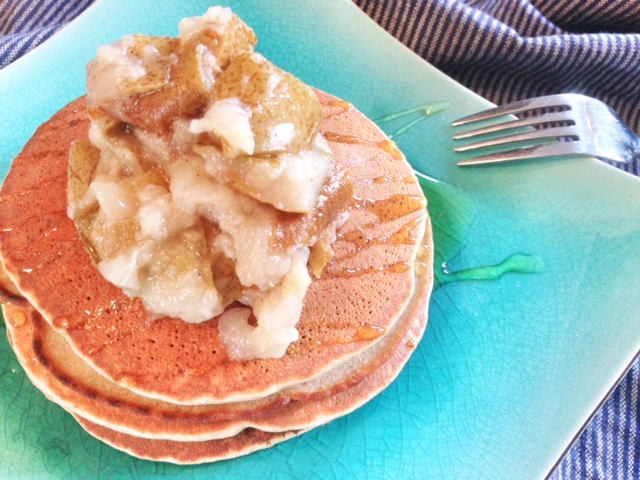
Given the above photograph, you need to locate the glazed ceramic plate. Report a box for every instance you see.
[2,1,640,478]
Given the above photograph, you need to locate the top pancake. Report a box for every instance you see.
[0,90,430,405]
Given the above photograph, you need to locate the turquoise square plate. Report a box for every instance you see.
[2,1,640,478]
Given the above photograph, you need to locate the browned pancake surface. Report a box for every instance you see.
[0,91,428,404]
[68,260,429,463]
[2,225,431,441]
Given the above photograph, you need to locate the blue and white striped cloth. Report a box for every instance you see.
[0,0,93,68]
[2,0,640,478]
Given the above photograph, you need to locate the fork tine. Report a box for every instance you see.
[457,142,584,166]
[451,94,572,127]
[454,125,578,152]
[452,111,574,140]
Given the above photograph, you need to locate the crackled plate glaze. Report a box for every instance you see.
[2,1,640,478]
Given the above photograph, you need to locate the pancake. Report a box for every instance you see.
[74,417,300,465]
[67,267,428,464]
[0,90,429,405]
[2,227,430,441]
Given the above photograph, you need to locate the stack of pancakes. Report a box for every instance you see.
[0,90,433,464]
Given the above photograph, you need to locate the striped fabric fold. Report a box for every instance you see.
[2,0,640,478]
[534,0,640,34]
[0,0,93,68]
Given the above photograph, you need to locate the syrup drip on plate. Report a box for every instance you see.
[416,172,544,287]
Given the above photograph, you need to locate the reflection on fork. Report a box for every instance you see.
[451,94,640,166]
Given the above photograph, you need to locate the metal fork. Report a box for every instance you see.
[451,93,640,166]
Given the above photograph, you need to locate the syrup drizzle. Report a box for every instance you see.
[319,120,428,280]
[355,194,426,223]
[327,192,425,279]
[323,132,404,161]
[375,101,450,139]
[323,100,353,120]
[438,254,544,285]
